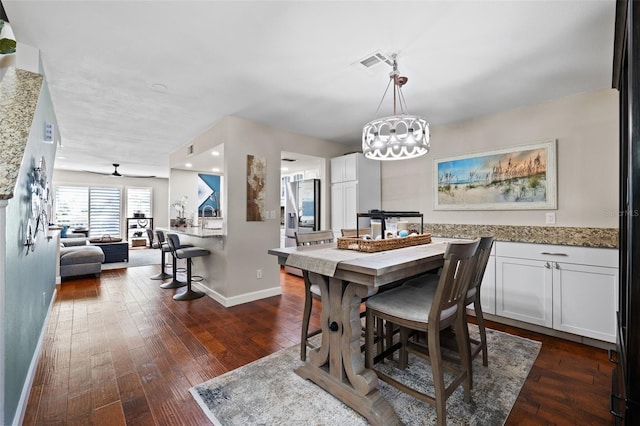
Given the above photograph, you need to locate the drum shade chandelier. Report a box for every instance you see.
[362,55,430,160]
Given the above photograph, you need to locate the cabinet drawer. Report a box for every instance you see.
[496,241,618,268]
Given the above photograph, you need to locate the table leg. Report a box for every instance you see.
[295,276,400,425]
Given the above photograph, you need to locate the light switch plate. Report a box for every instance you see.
[545,212,556,224]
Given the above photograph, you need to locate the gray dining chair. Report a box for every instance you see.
[295,230,334,361]
[365,238,480,426]
[403,236,495,384]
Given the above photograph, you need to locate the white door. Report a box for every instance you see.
[496,257,553,327]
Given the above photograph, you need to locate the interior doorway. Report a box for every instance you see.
[280,151,325,249]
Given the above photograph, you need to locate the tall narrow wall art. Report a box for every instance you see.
[246,154,267,221]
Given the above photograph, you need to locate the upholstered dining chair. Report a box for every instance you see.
[295,230,334,361]
[402,236,495,383]
[365,238,480,426]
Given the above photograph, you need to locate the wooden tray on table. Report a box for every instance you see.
[337,233,432,253]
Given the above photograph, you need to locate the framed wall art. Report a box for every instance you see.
[434,140,557,210]
[246,154,267,221]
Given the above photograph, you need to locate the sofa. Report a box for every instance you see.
[60,233,105,278]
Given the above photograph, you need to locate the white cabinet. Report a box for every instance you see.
[330,153,380,235]
[331,154,358,183]
[496,256,553,327]
[552,262,618,342]
[494,242,618,343]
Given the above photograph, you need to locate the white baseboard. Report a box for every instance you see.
[193,282,282,307]
[12,287,57,426]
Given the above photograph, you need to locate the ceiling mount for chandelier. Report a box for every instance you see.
[362,54,430,161]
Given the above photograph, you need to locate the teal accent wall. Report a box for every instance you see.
[3,79,58,425]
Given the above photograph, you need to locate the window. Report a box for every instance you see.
[54,185,122,238]
[126,187,152,218]
[54,186,89,227]
[89,187,121,237]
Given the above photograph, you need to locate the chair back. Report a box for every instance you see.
[165,233,181,258]
[155,229,166,244]
[146,228,155,245]
[430,239,480,328]
[295,230,334,246]
[341,227,372,237]
[467,236,495,302]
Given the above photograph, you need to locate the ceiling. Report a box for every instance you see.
[2,1,616,179]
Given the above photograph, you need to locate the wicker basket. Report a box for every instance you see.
[337,233,432,253]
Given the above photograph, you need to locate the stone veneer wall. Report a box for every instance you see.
[422,223,618,249]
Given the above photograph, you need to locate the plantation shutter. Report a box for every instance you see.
[54,186,89,227]
[89,187,121,238]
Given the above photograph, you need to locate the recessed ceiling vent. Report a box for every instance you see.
[281,158,297,162]
[353,51,394,72]
[187,144,194,156]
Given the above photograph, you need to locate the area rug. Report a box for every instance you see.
[101,248,160,270]
[190,325,541,425]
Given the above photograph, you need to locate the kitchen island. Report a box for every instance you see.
[159,226,227,303]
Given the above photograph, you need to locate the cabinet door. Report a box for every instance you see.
[496,257,553,327]
[552,263,618,343]
[479,255,496,315]
[331,181,358,234]
[331,184,345,233]
[331,156,345,184]
[331,154,358,183]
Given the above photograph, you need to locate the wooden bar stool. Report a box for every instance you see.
[166,233,210,301]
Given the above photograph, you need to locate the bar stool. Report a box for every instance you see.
[159,231,192,289]
[166,233,210,300]
[149,229,171,280]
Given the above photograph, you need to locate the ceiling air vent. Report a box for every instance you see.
[281,158,297,162]
[187,144,194,156]
[352,51,394,74]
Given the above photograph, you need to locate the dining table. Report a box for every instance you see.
[268,239,449,425]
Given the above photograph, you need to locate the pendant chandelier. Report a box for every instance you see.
[362,55,430,161]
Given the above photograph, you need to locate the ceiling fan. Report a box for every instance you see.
[85,163,156,179]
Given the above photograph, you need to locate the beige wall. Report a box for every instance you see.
[382,88,619,228]
[170,116,350,303]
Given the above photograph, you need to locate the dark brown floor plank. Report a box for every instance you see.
[22,263,613,425]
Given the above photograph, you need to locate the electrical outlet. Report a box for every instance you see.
[269,210,276,220]
[545,212,556,225]
[256,269,263,279]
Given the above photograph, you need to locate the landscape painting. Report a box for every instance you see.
[434,140,557,210]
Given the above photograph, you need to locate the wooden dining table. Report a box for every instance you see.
[268,239,449,425]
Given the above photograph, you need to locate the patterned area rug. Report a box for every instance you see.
[190,325,541,425]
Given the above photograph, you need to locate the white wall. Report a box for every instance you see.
[51,170,169,232]
[382,88,619,228]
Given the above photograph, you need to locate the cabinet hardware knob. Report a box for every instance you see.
[329,321,339,332]
[554,262,560,269]
[544,262,551,269]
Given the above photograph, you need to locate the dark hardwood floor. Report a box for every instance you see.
[23,264,613,425]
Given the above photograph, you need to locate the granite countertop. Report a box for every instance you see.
[162,227,224,238]
[0,68,44,200]
[422,224,619,249]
